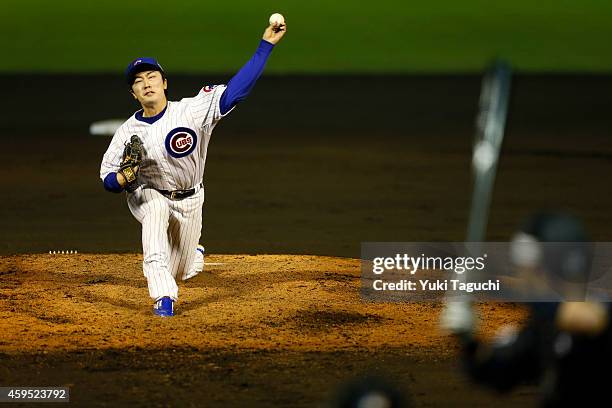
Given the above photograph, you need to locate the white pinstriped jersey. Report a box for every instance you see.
[100,84,230,191]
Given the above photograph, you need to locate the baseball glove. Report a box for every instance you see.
[119,135,143,186]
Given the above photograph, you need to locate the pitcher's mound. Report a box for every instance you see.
[0,254,526,354]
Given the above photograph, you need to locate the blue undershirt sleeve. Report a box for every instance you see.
[219,39,275,115]
[103,172,124,193]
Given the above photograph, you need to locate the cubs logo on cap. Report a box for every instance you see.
[165,127,197,158]
[126,57,165,84]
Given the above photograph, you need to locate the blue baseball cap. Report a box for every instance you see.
[126,57,165,85]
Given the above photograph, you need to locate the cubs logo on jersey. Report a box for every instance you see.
[202,85,217,93]
[165,127,197,158]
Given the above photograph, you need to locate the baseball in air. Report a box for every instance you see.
[269,13,285,26]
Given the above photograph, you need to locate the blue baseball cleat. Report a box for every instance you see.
[153,296,174,317]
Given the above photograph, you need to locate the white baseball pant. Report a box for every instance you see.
[127,185,204,301]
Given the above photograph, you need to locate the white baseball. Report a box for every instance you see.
[269,13,285,26]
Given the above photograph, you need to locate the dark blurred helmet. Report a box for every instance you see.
[510,212,593,284]
[332,376,409,408]
[520,212,588,243]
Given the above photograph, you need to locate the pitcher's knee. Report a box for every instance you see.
[143,252,168,270]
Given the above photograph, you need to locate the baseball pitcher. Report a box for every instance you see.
[99,17,287,317]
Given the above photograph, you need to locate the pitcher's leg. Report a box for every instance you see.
[128,188,178,301]
[168,190,204,280]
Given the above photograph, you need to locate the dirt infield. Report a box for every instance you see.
[0,254,533,407]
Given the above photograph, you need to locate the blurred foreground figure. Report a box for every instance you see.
[442,212,612,407]
[331,376,410,408]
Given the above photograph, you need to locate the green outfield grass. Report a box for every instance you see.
[3,0,612,73]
